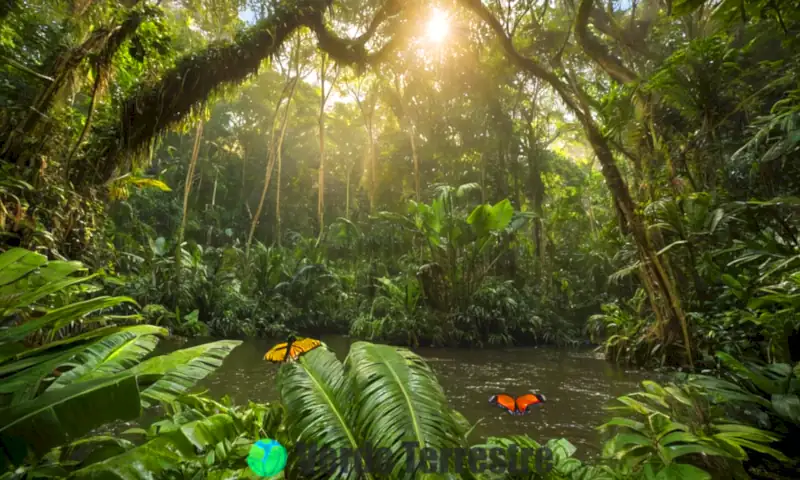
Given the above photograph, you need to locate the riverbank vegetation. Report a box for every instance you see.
[2,250,799,478]
[2,0,800,477]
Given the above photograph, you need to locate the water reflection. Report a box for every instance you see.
[159,335,653,459]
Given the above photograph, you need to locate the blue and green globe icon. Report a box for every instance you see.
[247,439,287,477]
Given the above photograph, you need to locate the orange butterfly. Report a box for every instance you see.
[489,393,546,415]
[264,336,322,363]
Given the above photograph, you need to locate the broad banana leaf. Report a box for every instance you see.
[0,296,137,345]
[0,372,141,470]
[0,274,94,318]
[47,326,165,388]
[0,248,47,287]
[0,324,166,366]
[0,341,96,404]
[346,342,464,477]
[278,348,372,480]
[70,413,238,479]
[132,340,241,407]
[0,327,164,405]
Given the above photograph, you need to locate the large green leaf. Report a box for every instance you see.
[0,341,94,404]
[47,327,164,389]
[132,340,241,407]
[71,413,238,479]
[0,248,47,287]
[653,463,711,480]
[687,375,771,408]
[346,342,464,477]
[489,199,514,231]
[0,348,66,378]
[0,324,166,365]
[716,352,780,394]
[771,393,800,425]
[0,296,137,345]
[0,373,141,470]
[278,347,371,480]
[0,329,163,406]
[0,273,94,318]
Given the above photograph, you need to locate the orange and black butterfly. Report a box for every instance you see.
[489,393,546,415]
[264,335,322,363]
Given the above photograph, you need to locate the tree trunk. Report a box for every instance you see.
[3,10,144,165]
[88,0,336,185]
[211,170,218,207]
[459,0,693,366]
[173,121,204,307]
[65,66,104,181]
[480,151,487,204]
[318,68,327,237]
[527,148,545,261]
[409,123,420,202]
[2,28,110,161]
[317,53,337,238]
[584,122,692,365]
[367,117,376,212]
[276,132,282,247]
[246,76,298,255]
[346,165,352,220]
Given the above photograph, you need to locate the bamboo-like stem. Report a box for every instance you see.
[317,54,327,239]
[246,74,298,255]
[409,123,420,202]
[173,121,204,307]
[65,67,104,181]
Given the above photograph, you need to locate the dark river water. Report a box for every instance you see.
[161,335,654,459]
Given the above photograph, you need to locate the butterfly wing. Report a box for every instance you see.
[284,338,322,361]
[516,393,545,414]
[294,338,322,353]
[264,342,289,362]
[287,344,305,360]
[489,394,518,415]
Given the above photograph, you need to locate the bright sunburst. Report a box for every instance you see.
[425,8,450,44]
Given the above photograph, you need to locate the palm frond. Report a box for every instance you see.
[70,413,239,479]
[132,340,241,407]
[346,342,464,477]
[0,373,141,470]
[609,261,641,285]
[278,348,370,480]
[47,327,165,388]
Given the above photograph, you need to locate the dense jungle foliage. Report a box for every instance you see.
[2,0,800,478]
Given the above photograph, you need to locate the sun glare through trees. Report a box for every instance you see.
[425,7,450,44]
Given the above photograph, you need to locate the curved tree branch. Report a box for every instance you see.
[456,0,693,366]
[456,0,587,123]
[575,0,638,84]
[85,0,410,185]
[588,5,654,59]
[85,0,335,184]
[310,1,417,69]
[352,0,403,44]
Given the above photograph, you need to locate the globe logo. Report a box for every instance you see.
[247,438,287,477]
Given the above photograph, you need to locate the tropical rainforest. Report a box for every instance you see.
[1,0,799,478]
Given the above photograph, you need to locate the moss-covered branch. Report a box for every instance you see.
[84,0,336,185]
[309,1,416,69]
[85,0,410,186]
[575,0,638,85]
[2,8,145,166]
